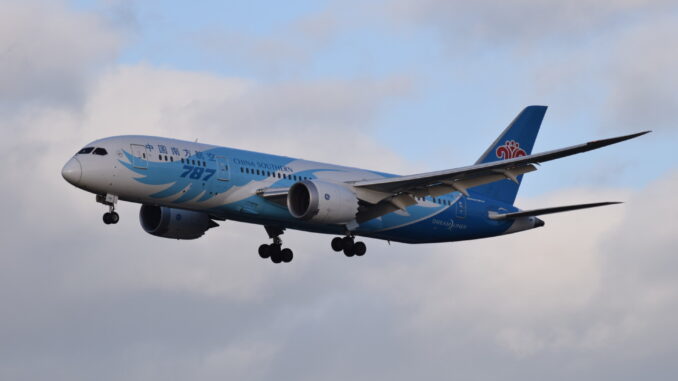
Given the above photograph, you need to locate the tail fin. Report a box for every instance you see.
[472,105,547,205]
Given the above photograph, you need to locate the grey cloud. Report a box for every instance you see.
[3,174,677,380]
[194,8,341,77]
[1,1,677,380]
[2,67,675,381]
[80,64,417,172]
[528,14,678,134]
[388,0,674,47]
[382,0,678,134]
[0,0,121,112]
[602,18,678,133]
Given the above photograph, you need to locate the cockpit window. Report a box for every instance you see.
[77,147,94,155]
[92,147,108,156]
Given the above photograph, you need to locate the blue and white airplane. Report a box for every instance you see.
[62,106,647,263]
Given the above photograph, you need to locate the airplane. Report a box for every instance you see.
[61,106,648,263]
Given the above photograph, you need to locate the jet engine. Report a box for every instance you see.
[139,205,218,239]
[287,180,359,224]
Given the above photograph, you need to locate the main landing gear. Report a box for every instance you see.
[331,235,367,257]
[259,226,293,264]
[97,194,119,225]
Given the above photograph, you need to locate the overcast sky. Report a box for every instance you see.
[1,0,677,380]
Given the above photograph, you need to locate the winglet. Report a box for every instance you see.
[584,130,651,151]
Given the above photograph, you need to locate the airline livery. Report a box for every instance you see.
[62,106,648,263]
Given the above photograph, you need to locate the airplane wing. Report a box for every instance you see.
[350,131,648,222]
[256,131,647,223]
[352,131,649,197]
[488,201,622,220]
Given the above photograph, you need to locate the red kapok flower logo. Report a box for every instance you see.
[496,140,526,160]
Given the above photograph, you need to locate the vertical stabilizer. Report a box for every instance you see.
[472,105,547,205]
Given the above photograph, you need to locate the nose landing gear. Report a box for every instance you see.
[259,226,293,263]
[97,194,119,225]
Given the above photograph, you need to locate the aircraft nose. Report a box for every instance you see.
[62,157,82,185]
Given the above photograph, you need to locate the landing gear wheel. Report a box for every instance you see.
[353,241,366,256]
[109,212,119,224]
[343,246,355,257]
[258,244,270,259]
[270,245,282,264]
[103,213,112,225]
[281,248,293,263]
[342,236,354,252]
[331,237,344,252]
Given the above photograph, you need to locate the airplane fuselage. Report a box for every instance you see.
[63,135,530,244]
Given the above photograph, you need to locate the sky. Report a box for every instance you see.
[1,0,677,380]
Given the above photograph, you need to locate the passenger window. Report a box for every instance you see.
[170,157,174,162]
[92,148,108,156]
[159,155,162,160]
[203,161,206,167]
[77,147,94,154]
[165,155,169,161]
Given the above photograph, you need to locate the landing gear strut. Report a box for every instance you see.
[331,235,366,257]
[97,194,119,225]
[259,226,293,263]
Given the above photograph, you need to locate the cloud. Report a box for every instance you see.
[388,0,673,47]
[0,0,122,112]
[602,18,678,133]
[1,1,677,380]
[381,0,678,134]
[194,8,340,77]
[81,64,416,171]
[353,173,678,378]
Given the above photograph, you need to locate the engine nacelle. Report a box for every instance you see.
[287,180,359,224]
[139,205,218,240]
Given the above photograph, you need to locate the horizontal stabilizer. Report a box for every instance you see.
[488,201,622,220]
